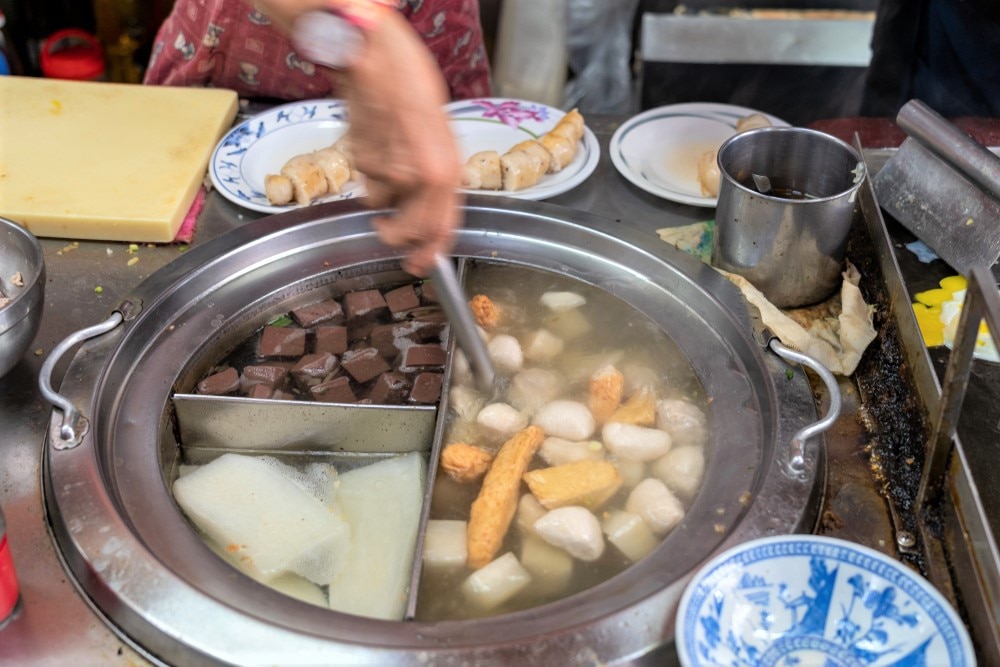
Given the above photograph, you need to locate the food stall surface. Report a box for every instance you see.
[0,112,995,665]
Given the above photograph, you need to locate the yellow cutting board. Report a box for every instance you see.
[0,76,238,243]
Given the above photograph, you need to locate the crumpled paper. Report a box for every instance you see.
[720,262,877,376]
[657,221,877,376]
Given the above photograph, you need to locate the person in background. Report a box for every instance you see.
[145,0,492,277]
[862,0,1000,118]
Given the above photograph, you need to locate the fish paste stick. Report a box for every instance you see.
[265,174,294,206]
[500,149,545,191]
[280,154,328,206]
[467,425,544,569]
[540,133,576,173]
[310,147,352,194]
[461,150,502,190]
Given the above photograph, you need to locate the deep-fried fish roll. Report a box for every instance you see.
[500,148,546,191]
[310,147,352,193]
[265,174,294,206]
[461,150,502,190]
[280,155,328,205]
[540,133,577,173]
[509,139,552,175]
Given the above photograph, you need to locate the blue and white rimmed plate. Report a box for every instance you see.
[209,99,363,214]
[676,535,975,667]
[446,98,600,201]
[610,103,789,208]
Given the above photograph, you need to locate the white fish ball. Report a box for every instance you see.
[533,506,605,562]
[449,384,484,421]
[507,368,564,415]
[462,552,532,610]
[539,437,605,466]
[656,399,708,448]
[610,457,647,489]
[533,400,596,441]
[451,350,473,388]
[626,478,685,536]
[540,291,587,312]
[476,402,528,437]
[651,445,706,500]
[602,422,672,462]
[487,334,524,373]
[523,328,565,362]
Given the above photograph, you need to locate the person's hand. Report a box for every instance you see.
[247,0,464,277]
[343,10,463,277]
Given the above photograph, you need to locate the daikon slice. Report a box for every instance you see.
[326,452,426,620]
[173,453,350,585]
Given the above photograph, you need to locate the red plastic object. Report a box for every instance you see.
[40,28,105,81]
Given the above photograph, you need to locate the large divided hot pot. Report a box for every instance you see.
[42,198,824,666]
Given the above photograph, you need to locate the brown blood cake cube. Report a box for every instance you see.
[247,384,274,399]
[370,323,403,358]
[401,343,447,370]
[420,281,438,303]
[259,325,307,358]
[314,325,348,355]
[341,347,392,383]
[347,319,379,343]
[410,372,443,404]
[384,285,420,318]
[310,376,358,403]
[290,299,344,327]
[241,364,289,390]
[343,289,388,322]
[197,367,239,395]
[368,372,411,404]
[291,353,339,381]
[408,312,447,342]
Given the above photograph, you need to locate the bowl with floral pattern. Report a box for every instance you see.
[676,535,975,667]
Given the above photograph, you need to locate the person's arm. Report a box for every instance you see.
[252,0,464,277]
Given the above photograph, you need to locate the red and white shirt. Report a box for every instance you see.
[144,0,491,101]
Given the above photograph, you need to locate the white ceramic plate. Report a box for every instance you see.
[446,98,600,201]
[210,99,363,215]
[610,103,789,207]
[676,535,975,667]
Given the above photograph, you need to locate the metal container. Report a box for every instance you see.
[41,198,825,665]
[0,217,44,378]
[712,127,866,308]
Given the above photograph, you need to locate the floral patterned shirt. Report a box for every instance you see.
[144,0,491,101]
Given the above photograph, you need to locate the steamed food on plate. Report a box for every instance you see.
[265,136,359,206]
[461,109,587,192]
[696,113,773,197]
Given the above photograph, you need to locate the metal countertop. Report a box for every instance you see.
[0,113,993,665]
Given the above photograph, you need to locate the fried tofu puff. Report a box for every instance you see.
[588,364,625,425]
[469,294,500,329]
[440,442,495,484]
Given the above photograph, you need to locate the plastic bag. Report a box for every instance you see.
[562,0,639,114]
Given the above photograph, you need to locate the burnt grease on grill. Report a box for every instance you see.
[195,280,446,406]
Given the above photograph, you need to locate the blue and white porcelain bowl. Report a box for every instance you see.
[676,535,975,667]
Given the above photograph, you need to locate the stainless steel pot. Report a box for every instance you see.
[41,197,825,666]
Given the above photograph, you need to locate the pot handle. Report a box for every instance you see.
[39,310,125,450]
[765,336,842,474]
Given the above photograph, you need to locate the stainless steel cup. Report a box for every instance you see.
[712,127,865,308]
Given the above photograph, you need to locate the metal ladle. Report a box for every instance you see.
[429,253,496,393]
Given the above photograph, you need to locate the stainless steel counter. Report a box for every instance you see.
[0,113,993,664]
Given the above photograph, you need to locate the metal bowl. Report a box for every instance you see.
[0,217,44,378]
